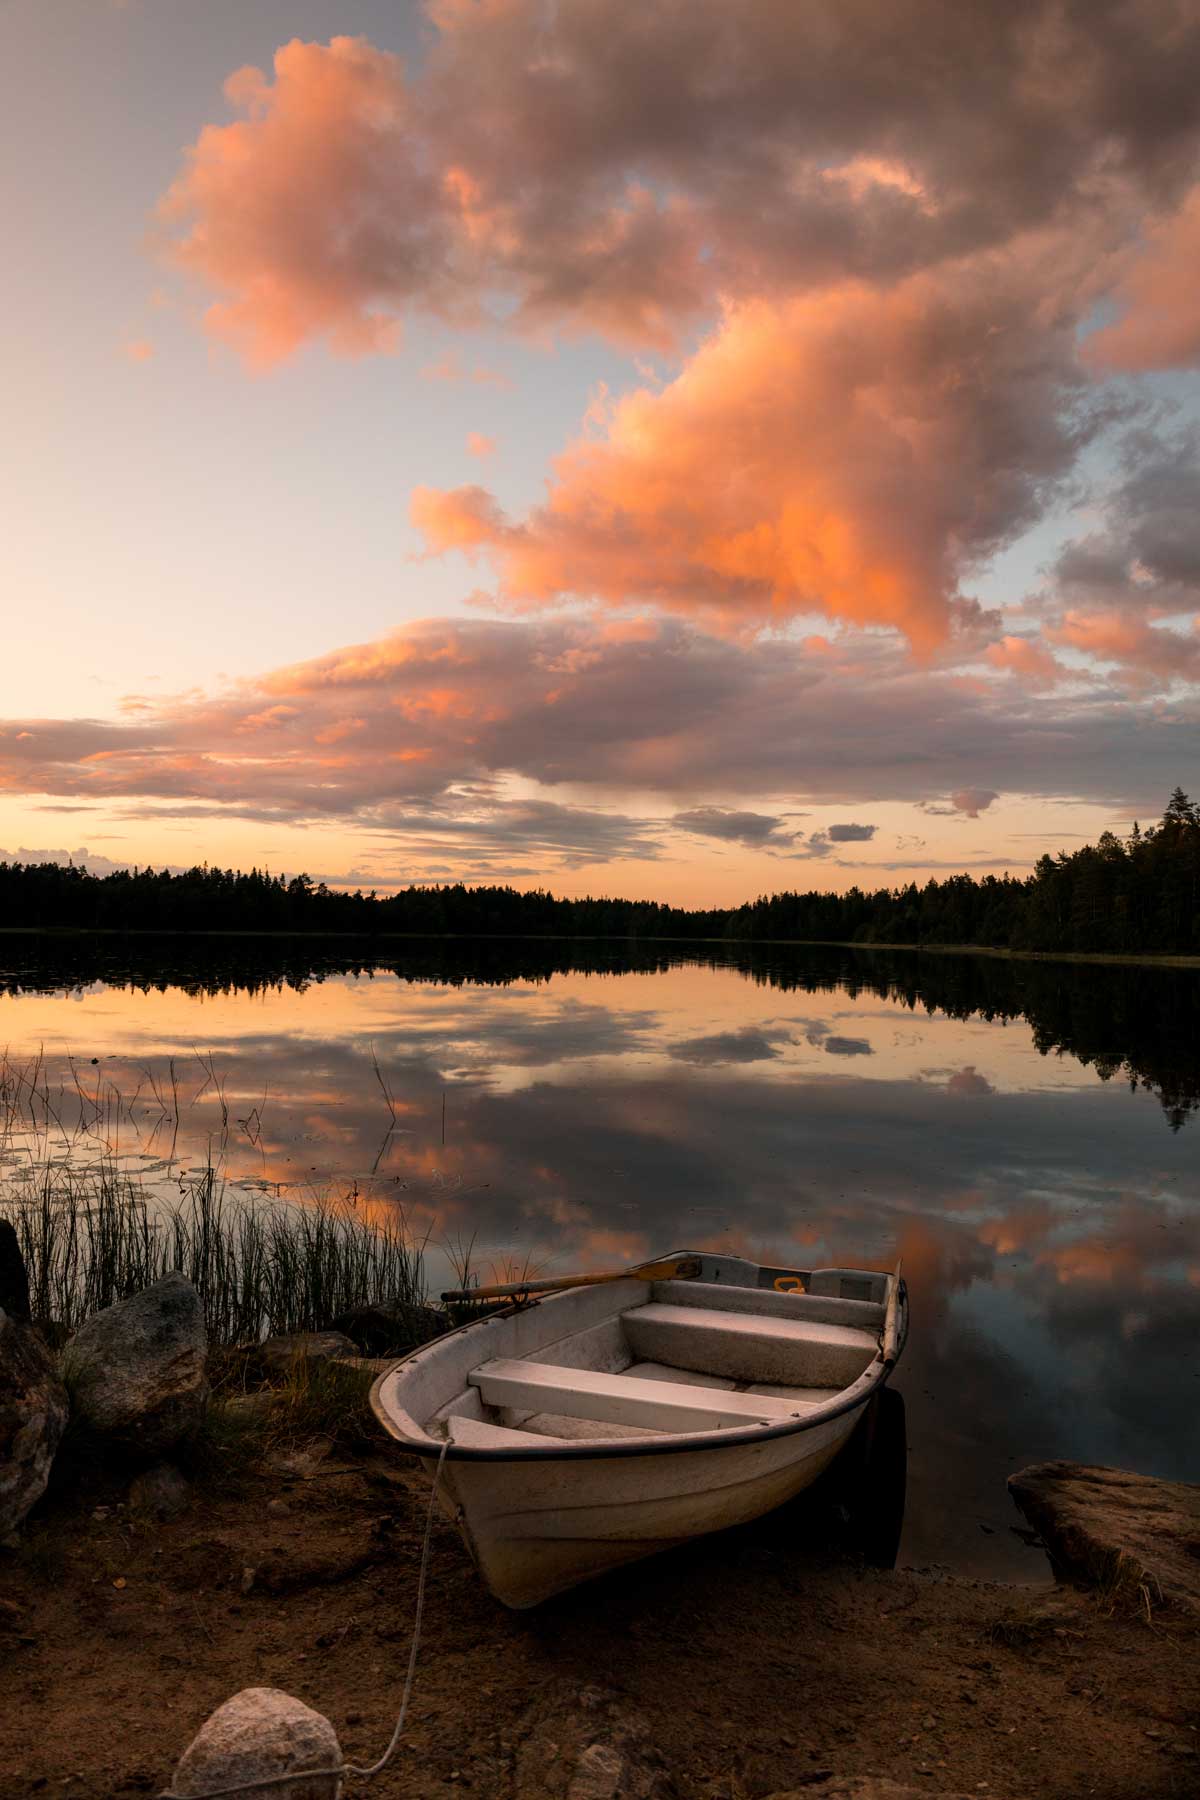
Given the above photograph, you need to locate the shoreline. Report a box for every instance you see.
[2,924,1200,971]
[4,1434,1196,1800]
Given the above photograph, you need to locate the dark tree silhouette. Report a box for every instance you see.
[0,788,1197,955]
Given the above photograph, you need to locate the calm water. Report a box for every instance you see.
[2,936,1198,1582]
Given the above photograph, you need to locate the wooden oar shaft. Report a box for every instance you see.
[441,1253,700,1304]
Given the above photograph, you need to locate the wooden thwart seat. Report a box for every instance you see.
[468,1357,814,1434]
[623,1303,879,1389]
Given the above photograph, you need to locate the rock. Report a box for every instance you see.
[0,1221,32,1322]
[259,1331,359,1379]
[128,1461,191,1520]
[569,1743,625,1800]
[330,1300,446,1356]
[1008,1461,1200,1615]
[61,1273,208,1457]
[0,1304,69,1537]
[171,1687,342,1800]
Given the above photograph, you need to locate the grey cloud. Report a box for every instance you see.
[826,823,877,842]
[822,1036,874,1057]
[0,844,185,877]
[1048,427,1200,614]
[672,807,797,848]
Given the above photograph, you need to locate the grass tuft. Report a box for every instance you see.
[2,1161,426,1347]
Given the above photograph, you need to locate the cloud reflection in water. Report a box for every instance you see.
[1,940,1196,1580]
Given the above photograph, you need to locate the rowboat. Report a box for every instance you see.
[370,1250,907,1608]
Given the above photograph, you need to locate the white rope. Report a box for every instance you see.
[159,1436,452,1800]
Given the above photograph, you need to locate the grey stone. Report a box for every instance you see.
[0,1305,69,1536]
[62,1273,208,1457]
[1009,1461,1200,1615]
[259,1331,359,1379]
[128,1460,191,1520]
[172,1687,342,1800]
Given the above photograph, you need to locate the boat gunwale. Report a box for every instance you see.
[368,1279,908,1464]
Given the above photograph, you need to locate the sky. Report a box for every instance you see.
[3,0,1200,905]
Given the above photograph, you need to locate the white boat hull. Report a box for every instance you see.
[430,1403,862,1608]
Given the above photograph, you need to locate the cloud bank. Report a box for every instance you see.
[1,616,1195,881]
[156,3,1200,653]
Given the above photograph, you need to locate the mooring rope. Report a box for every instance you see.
[159,1436,452,1799]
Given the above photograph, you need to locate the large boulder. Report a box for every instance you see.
[0,1304,69,1536]
[62,1273,208,1457]
[1009,1460,1200,1615]
[171,1687,342,1800]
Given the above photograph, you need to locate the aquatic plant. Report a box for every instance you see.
[1,1162,426,1346]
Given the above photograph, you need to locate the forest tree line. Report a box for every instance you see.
[1,788,1198,955]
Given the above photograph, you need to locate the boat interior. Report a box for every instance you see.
[424,1273,892,1450]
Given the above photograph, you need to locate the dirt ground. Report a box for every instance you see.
[1,1440,1197,1800]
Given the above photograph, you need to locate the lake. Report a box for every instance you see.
[2,934,1197,1584]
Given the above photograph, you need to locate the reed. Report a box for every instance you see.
[1,1161,427,1346]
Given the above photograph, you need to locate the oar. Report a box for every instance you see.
[441,1252,701,1304]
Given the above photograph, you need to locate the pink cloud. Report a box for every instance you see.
[466,430,496,459]
[922,789,999,818]
[157,9,1200,365]
[123,338,155,362]
[157,38,432,367]
[0,618,1193,846]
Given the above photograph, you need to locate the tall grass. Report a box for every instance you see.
[0,1048,429,1344]
[2,1162,427,1345]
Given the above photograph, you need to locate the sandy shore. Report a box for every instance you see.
[2,1438,1196,1800]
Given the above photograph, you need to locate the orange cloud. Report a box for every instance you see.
[1047,610,1200,682]
[410,483,506,555]
[412,274,1086,647]
[124,338,155,362]
[466,430,496,458]
[1086,186,1200,373]
[985,635,1063,686]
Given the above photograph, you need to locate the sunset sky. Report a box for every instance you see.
[3,0,1200,904]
